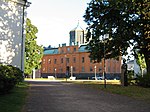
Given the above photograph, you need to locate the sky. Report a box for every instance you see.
[27,0,91,47]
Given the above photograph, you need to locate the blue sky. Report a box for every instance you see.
[27,0,91,47]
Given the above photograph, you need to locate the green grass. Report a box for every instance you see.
[0,82,28,112]
[74,81,150,102]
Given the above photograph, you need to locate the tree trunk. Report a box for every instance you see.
[146,60,150,74]
[144,53,150,74]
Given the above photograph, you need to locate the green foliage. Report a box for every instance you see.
[0,64,23,94]
[25,18,43,75]
[136,73,150,88]
[127,70,135,85]
[136,53,147,71]
[84,0,150,73]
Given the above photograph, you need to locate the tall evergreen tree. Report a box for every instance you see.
[25,18,43,75]
[84,0,150,73]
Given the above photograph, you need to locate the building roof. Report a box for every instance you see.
[43,45,89,55]
[78,45,88,52]
[70,21,84,31]
[44,48,58,55]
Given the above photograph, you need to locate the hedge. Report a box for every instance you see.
[0,64,23,94]
[136,73,150,88]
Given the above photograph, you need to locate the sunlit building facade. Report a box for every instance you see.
[41,23,121,79]
[0,0,30,72]
[41,45,121,79]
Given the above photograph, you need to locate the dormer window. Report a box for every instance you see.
[67,48,70,52]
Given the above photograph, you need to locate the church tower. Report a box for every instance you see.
[69,21,86,46]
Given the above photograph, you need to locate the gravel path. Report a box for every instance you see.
[23,81,150,112]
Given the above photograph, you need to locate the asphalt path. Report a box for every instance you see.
[23,81,150,112]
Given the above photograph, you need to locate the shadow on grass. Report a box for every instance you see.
[73,81,150,103]
[0,82,28,112]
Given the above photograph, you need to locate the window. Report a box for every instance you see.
[67,48,70,52]
[43,59,45,64]
[48,68,51,73]
[48,59,51,64]
[61,50,64,53]
[90,58,93,63]
[73,67,76,72]
[108,66,110,72]
[90,67,93,72]
[82,66,85,72]
[74,48,76,52]
[82,57,84,63]
[60,68,63,73]
[113,65,116,72]
[108,61,111,72]
[54,59,57,64]
[66,58,69,63]
[66,66,70,72]
[99,67,102,72]
[61,58,63,63]
[80,35,82,44]
[73,57,76,63]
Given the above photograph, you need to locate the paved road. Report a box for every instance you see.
[23,81,150,112]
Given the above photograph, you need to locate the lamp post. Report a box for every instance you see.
[71,66,73,77]
[103,35,106,88]
[32,68,35,79]
[94,66,97,80]
[65,55,67,82]
[54,68,57,78]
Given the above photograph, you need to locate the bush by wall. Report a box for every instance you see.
[0,64,23,94]
[136,73,150,88]
[127,70,135,85]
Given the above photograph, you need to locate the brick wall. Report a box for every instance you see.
[41,45,121,78]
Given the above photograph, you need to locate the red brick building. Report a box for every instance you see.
[41,45,121,79]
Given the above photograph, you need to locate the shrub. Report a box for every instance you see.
[0,64,23,94]
[136,73,150,88]
[127,70,135,85]
[7,65,24,84]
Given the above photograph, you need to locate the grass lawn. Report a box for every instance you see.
[74,81,150,102]
[0,82,28,112]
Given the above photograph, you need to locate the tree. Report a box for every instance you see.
[136,52,147,76]
[84,0,150,73]
[25,18,43,75]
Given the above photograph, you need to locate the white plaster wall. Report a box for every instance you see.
[0,0,25,70]
[134,59,141,75]
[127,63,134,71]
